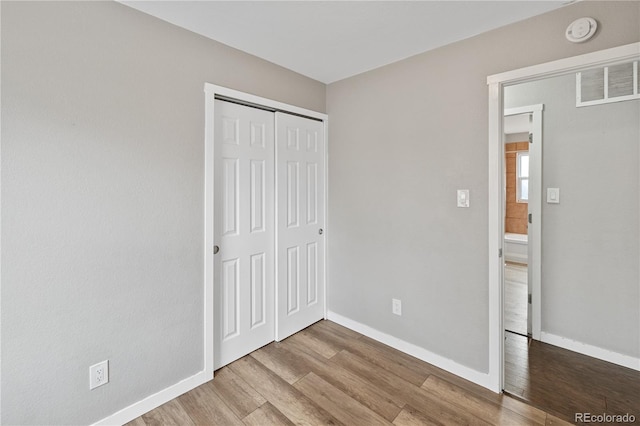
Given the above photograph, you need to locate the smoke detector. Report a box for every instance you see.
[566,17,597,43]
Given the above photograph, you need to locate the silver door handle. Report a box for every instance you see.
[319,229,323,235]
[213,245,220,254]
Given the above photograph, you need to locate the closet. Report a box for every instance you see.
[212,98,326,369]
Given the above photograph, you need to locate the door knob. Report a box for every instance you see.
[318,229,323,235]
[213,245,220,254]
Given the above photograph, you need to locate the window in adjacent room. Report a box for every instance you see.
[516,151,529,203]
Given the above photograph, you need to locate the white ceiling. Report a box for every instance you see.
[119,1,567,84]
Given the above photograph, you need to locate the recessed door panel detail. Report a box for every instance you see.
[222,258,240,341]
[287,161,299,228]
[287,127,299,151]
[306,162,317,225]
[222,117,240,145]
[223,158,239,236]
[306,130,318,153]
[287,246,299,314]
[307,242,317,306]
[250,253,266,329]
[250,160,265,233]
[250,122,266,148]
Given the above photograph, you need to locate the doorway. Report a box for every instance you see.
[204,85,328,371]
[502,106,542,342]
[498,63,640,419]
[487,43,640,393]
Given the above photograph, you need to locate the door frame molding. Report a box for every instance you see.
[486,42,640,392]
[203,83,328,374]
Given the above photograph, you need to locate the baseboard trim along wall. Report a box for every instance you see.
[540,332,640,371]
[326,311,494,391]
[92,370,210,425]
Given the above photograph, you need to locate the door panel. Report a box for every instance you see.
[276,113,325,340]
[214,100,275,369]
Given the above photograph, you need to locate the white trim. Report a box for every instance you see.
[92,371,209,425]
[504,104,543,116]
[487,43,640,86]
[326,311,494,391]
[577,92,640,107]
[540,332,640,371]
[528,107,542,341]
[604,65,609,99]
[487,80,503,393]
[634,61,638,95]
[273,115,282,341]
[204,84,327,122]
[488,42,640,393]
[323,118,329,320]
[203,85,215,380]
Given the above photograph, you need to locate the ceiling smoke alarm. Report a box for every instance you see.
[566,17,597,43]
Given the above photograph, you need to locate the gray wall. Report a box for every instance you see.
[505,75,639,358]
[1,1,324,424]
[326,1,640,373]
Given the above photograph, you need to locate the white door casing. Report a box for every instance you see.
[275,112,326,341]
[214,100,275,369]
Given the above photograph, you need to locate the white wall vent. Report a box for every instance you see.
[576,61,639,107]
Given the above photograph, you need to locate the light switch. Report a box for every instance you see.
[547,188,560,203]
[457,189,470,208]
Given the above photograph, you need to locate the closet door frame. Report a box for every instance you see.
[204,83,328,376]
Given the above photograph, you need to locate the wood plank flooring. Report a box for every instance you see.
[128,321,573,426]
[504,331,640,424]
[504,262,527,336]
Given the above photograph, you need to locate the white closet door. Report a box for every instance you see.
[214,100,275,369]
[275,112,325,341]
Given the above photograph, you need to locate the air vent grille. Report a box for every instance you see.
[576,61,639,107]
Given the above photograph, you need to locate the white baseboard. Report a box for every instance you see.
[92,370,211,425]
[326,311,494,391]
[540,332,640,371]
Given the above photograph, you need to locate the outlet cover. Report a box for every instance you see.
[392,299,402,316]
[457,189,470,208]
[89,360,109,390]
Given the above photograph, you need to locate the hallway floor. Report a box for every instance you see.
[504,262,528,336]
[505,331,640,423]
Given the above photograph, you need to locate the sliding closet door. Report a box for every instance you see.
[214,100,275,369]
[275,112,325,340]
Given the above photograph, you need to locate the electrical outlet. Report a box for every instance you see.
[89,360,109,390]
[392,298,402,316]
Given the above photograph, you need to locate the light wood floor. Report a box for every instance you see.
[128,320,572,425]
[504,262,527,336]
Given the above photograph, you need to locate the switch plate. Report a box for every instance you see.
[89,360,109,390]
[547,188,560,204]
[392,299,402,316]
[457,189,470,208]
